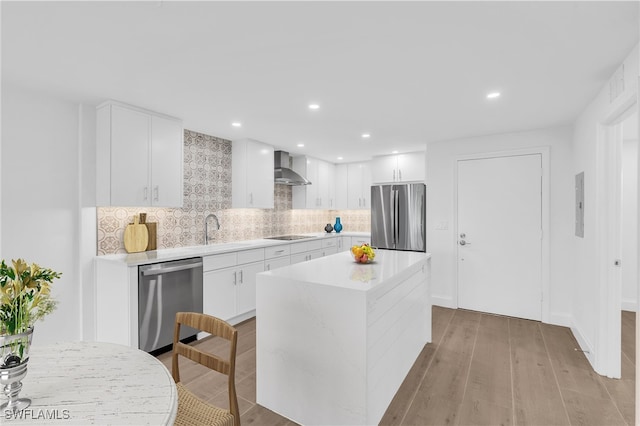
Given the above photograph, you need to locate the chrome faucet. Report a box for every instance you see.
[204,213,221,245]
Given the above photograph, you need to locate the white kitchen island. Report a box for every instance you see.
[256,249,431,426]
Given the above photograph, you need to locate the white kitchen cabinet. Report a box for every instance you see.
[96,101,183,207]
[203,249,265,324]
[351,236,371,247]
[290,238,338,263]
[236,261,264,314]
[290,239,323,264]
[347,162,372,209]
[371,152,425,184]
[203,267,237,320]
[232,139,274,209]
[265,256,291,271]
[325,162,336,209]
[265,244,291,271]
[336,236,350,252]
[292,156,335,209]
[334,164,349,210]
[321,237,338,255]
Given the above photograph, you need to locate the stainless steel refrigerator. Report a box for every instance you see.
[371,183,426,252]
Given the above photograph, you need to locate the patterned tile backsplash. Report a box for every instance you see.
[97,130,371,255]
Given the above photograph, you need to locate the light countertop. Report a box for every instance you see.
[259,249,431,292]
[96,232,371,266]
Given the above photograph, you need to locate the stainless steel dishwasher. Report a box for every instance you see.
[138,257,203,353]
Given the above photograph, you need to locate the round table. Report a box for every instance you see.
[1,341,177,425]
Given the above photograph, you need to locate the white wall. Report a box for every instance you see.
[79,104,97,340]
[622,136,638,311]
[1,84,87,344]
[572,43,638,373]
[426,126,575,324]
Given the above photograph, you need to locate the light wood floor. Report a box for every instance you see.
[157,307,635,425]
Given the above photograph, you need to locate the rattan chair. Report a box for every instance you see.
[172,312,240,426]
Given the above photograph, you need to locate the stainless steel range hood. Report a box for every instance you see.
[274,150,311,186]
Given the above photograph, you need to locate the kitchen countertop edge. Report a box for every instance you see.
[96,232,371,266]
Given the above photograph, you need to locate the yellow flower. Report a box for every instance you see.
[12,259,27,276]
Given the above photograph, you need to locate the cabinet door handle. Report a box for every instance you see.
[274,249,284,254]
[393,169,396,181]
[233,271,237,285]
[153,186,159,202]
[249,193,254,205]
[399,169,402,181]
[144,187,149,201]
[239,270,243,284]
[267,264,271,271]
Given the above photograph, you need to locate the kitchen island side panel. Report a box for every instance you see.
[366,260,430,423]
[256,276,368,425]
[256,251,431,425]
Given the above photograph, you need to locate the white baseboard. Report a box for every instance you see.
[621,299,637,312]
[430,295,456,309]
[547,312,573,328]
[570,321,596,370]
[229,310,256,326]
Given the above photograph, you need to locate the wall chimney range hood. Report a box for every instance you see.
[274,150,311,186]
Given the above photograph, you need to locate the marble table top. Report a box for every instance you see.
[1,341,177,425]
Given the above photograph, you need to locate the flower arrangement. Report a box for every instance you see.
[0,259,61,335]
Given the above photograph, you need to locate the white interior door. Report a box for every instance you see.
[457,154,542,321]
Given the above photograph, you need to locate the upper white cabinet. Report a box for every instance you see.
[347,162,372,209]
[334,164,349,210]
[371,152,425,184]
[96,101,183,207]
[292,156,335,209]
[232,139,274,209]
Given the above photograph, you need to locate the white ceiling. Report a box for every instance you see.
[2,1,638,163]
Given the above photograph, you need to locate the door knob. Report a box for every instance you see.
[459,240,470,246]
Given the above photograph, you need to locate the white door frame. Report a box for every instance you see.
[453,147,550,323]
[597,95,636,379]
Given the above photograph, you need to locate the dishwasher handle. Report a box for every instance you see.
[141,261,203,276]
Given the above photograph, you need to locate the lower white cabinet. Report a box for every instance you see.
[336,236,350,252]
[265,244,291,271]
[265,256,291,271]
[351,236,371,247]
[290,239,339,264]
[203,249,264,324]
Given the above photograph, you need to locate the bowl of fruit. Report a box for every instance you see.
[351,243,376,264]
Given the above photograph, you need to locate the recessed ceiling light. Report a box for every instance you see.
[231,121,242,127]
[362,133,371,139]
[308,104,320,110]
[486,92,501,99]
[337,156,343,160]
[297,143,305,148]
[392,150,399,154]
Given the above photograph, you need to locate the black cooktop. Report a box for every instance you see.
[265,235,315,241]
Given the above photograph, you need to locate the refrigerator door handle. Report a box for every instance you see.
[394,189,400,248]
[389,190,396,245]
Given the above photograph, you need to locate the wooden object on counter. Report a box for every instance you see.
[146,222,157,251]
[124,215,149,253]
